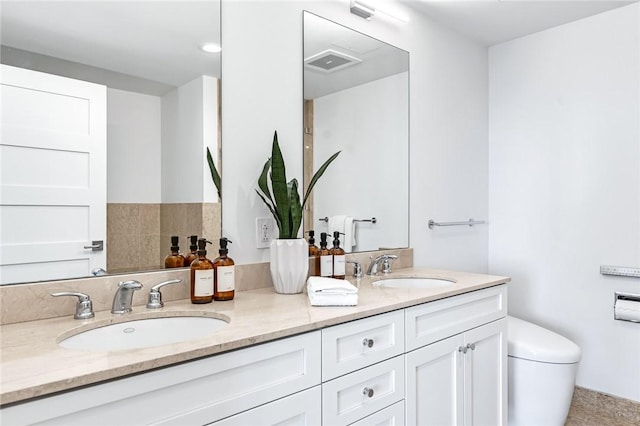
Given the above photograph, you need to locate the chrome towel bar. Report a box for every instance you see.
[319,217,377,224]
[428,218,486,229]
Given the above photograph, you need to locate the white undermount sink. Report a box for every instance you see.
[372,277,456,289]
[59,316,229,351]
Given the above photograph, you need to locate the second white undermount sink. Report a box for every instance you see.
[372,277,456,289]
[59,316,229,351]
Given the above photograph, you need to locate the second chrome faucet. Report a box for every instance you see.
[111,280,143,314]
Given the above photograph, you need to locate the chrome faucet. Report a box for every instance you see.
[146,279,182,309]
[366,254,398,275]
[51,292,95,320]
[111,280,143,314]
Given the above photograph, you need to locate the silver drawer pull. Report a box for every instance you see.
[362,338,374,348]
[362,387,374,398]
[458,346,468,354]
[466,343,476,351]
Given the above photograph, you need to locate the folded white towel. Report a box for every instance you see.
[307,276,358,295]
[308,291,358,306]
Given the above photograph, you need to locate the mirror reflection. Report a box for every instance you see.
[0,1,221,285]
[303,12,409,253]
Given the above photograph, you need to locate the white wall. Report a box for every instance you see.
[162,75,219,204]
[222,0,489,269]
[313,73,409,252]
[489,4,640,401]
[107,88,161,203]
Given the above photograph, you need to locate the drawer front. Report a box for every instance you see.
[349,400,405,426]
[322,355,405,426]
[1,332,321,426]
[322,310,404,381]
[405,285,507,351]
[210,386,321,426]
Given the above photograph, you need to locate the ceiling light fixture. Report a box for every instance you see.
[200,42,221,53]
[350,0,375,20]
[350,0,409,23]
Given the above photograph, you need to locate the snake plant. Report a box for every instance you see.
[256,131,340,239]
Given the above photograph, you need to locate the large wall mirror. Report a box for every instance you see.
[303,12,409,253]
[0,1,221,285]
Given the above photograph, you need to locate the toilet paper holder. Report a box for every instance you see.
[614,292,640,323]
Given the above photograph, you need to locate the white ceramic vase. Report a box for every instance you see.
[269,238,309,294]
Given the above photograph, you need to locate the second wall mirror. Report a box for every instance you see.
[303,12,409,253]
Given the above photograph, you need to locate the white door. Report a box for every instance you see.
[406,334,465,426]
[0,64,106,284]
[464,319,507,426]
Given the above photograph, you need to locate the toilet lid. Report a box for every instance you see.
[508,315,582,364]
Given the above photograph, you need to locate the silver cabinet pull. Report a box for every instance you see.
[51,292,95,320]
[466,343,476,351]
[362,387,374,398]
[458,346,468,354]
[362,338,374,348]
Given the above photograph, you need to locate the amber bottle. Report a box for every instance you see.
[319,232,333,277]
[164,235,185,268]
[330,231,346,280]
[308,230,320,276]
[213,238,235,301]
[190,239,214,304]
[184,235,199,267]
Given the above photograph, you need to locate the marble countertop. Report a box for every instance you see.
[0,268,509,406]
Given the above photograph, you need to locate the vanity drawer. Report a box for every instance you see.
[322,310,404,381]
[349,400,405,426]
[322,355,405,426]
[405,285,507,351]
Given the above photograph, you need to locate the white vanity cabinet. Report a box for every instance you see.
[0,331,321,426]
[404,285,508,426]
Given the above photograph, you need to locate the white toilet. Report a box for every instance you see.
[508,315,582,426]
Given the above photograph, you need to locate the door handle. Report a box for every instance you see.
[84,240,104,251]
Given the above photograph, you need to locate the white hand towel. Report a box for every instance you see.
[307,276,358,295]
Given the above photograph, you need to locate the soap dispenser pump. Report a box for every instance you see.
[213,237,235,301]
[190,238,214,304]
[164,235,185,269]
[184,235,198,267]
[319,232,333,277]
[330,231,346,279]
[307,230,319,256]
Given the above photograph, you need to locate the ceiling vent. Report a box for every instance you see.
[304,49,362,73]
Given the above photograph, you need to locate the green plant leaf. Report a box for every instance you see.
[255,189,282,231]
[270,131,291,237]
[288,178,303,238]
[302,150,341,208]
[257,158,274,209]
[206,147,222,199]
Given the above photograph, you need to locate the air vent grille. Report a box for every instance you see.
[304,49,361,73]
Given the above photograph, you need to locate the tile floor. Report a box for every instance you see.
[565,387,640,426]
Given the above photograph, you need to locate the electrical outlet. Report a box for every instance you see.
[256,217,274,248]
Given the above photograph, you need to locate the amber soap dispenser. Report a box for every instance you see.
[213,237,235,301]
[164,235,185,268]
[319,232,333,277]
[184,235,198,267]
[190,238,214,304]
[330,231,346,279]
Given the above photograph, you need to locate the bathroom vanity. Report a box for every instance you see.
[0,269,508,425]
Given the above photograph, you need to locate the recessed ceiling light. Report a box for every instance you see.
[200,42,221,53]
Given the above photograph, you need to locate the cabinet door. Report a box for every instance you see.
[210,386,321,426]
[463,319,507,426]
[405,334,465,426]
